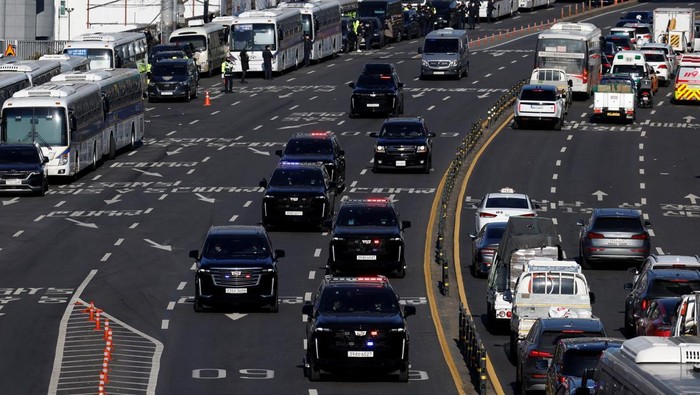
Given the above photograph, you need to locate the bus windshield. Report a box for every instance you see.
[232,24,276,51]
[358,1,387,18]
[170,35,207,52]
[1,107,68,146]
[63,48,113,70]
[536,38,586,75]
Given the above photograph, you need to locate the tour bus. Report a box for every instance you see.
[278,0,343,60]
[1,82,105,177]
[535,22,602,97]
[589,336,700,394]
[228,8,305,74]
[480,0,515,19]
[357,0,404,42]
[518,0,551,12]
[62,32,149,71]
[673,54,700,103]
[51,69,145,159]
[169,23,228,76]
[0,59,63,86]
[39,54,91,73]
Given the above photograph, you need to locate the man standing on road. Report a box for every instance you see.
[467,1,477,30]
[262,45,274,80]
[364,21,373,51]
[221,56,235,93]
[486,0,495,23]
[239,48,249,84]
[303,35,312,67]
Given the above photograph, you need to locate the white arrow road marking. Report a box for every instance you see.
[685,194,699,204]
[277,122,318,130]
[133,168,163,177]
[195,193,216,203]
[412,92,425,98]
[65,218,98,229]
[592,190,608,201]
[225,313,248,321]
[477,92,490,99]
[247,147,270,156]
[166,147,182,156]
[104,194,122,205]
[144,239,172,251]
[2,197,20,206]
[683,115,696,123]
[279,92,294,98]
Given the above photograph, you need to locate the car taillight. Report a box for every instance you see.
[658,64,667,69]
[631,233,648,240]
[479,213,497,218]
[529,350,553,358]
[583,68,588,83]
[587,232,605,239]
[482,247,496,256]
[641,299,648,310]
[643,34,651,39]
[520,213,536,217]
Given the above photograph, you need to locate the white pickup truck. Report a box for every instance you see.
[508,260,595,357]
[529,68,573,111]
[592,75,637,123]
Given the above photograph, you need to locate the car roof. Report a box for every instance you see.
[592,208,640,218]
[289,131,335,139]
[208,225,266,236]
[649,255,700,265]
[484,191,530,200]
[538,317,605,331]
[383,116,423,124]
[522,84,557,91]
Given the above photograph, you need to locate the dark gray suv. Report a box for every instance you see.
[577,208,651,268]
[0,144,49,196]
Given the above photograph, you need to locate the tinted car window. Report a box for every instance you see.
[336,206,398,226]
[0,148,39,164]
[423,38,459,53]
[520,88,557,101]
[539,331,605,351]
[357,74,396,87]
[649,279,700,298]
[380,123,424,137]
[285,139,333,154]
[484,226,506,241]
[644,54,666,62]
[319,287,399,313]
[592,217,642,231]
[152,64,190,80]
[561,350,604,376]
[203,235,269,258]
[485,197,529,209]
[270,168,324,186]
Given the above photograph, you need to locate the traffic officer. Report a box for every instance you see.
[221,56,235,93]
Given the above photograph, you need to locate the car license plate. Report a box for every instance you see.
[160,91,174,96]
[607,112,620,117]
[530,105,542,110]
[395,160,406,167]
[366,103,380,107]
[285,211,303,216]
[225,288,247,294]
[5,179,22,185]
[348,351,373,357]
[357,255,377,261]
[433,71,445,75]
[607,239,628,246]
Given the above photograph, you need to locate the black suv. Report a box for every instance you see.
[147,58,199,102]
[370,117,435,173]
[623,268,700,335]
[349,64,405,117]
[189,225,285,312]
[150,43,195,61]
[302,275,416,382]
[0,144,49,196]
[259,162,336,229]
[326,198,410,277]
[275,131,346,193]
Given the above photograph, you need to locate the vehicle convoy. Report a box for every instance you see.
[672,291,700,336]
[348,64,404,117]
[673,54,700,103]
[189,225,285,312]
[418,28,470,80]
[275,131,346,193]
[529,68,573,111]
[653,8,695,53]
[302,275,416,382]
[513,84,566,130]
[591,75,637,123]
[486,217,563,330]
[369,116,435,173]
[509,260,596,358]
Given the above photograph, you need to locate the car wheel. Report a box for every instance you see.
[90,146,98,172]
[185,88,191,102]
[512,119,520,129]
[308,364,321,381]
[268,296,279,313]
[554,117,563,130]
[397,362,409,382]
[394,266,406,278]
[372,162,379,173]
[422,159,431,174]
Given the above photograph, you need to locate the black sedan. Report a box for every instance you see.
[470,221,507,278]
[370,117,435,173]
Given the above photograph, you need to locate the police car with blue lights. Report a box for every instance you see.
[259,161,337,230]
[302,275,416,382]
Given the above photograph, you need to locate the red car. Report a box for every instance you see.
[634,297,681,337]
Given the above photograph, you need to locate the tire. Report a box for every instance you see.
[129,129,137,151]
[512,119,520,129]
[185,88,191,102]
[308,364,321,381]
[107,134,116,160]
[268,296,279,313]
[372,162,379,173]
[553,117,563,130]
[394,265,406,278]
[90,147,98,172]
[423,158,431,174]
[397,363,409,382]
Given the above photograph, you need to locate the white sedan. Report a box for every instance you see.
[474,188,539,232]
[642,50,674,86]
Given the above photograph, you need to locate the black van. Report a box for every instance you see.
[147,58,199,102]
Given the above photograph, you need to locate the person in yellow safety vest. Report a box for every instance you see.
[221,57,235,93]
[352,19,361,52]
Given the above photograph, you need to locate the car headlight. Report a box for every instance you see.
[315,327,332,333]
[416,145,427,153]
[375,145,386,153]
[422,60,430,67]
[264,194,275,199]
[179,81,189,86]
[332,237,344,241]
[58,154,68,166]
[450,60,458,67]
[197,268,211,273]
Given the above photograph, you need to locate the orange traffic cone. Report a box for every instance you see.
[204,91,211,106]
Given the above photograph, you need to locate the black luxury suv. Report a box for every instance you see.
[302,275,416,382]
[260,161,337,229]
[189,225,285,312]
[370,116,436,173]
[0,144,49,196]
[147,58,199,102]
[275,131,346,193]
[349,63,404,117]
[326,198,410,277]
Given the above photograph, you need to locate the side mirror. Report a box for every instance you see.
[428,132,437,137]
[589,292,596,304]
[624,282,633,290]
[302,302,314,316]
[534,203,542,210]
[348,82,355,89]
[275,149,283,157]
[274,249,285,259]
[189,249,199,259]
[259,178,268,188]
[644,220,652,228]
[42,157,49,164]
[417,47,423,54]
[403,305,416,317]
[402,220,411,230]
[576,219,585,226]
[469,233,476,240]
[369,132,379,138]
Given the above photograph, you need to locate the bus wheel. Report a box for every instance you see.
[91,146,98,172]
[107,134,116,160]
[129,129,137,151]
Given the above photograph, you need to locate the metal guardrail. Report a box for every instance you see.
[459,302,488,394]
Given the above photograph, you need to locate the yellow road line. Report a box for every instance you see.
[453,113,514,395]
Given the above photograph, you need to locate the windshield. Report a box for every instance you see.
[1,107,68,146]
[611,30,634,38]
[269,168,325,187]
[231,23,276,51]
[170,35,206,52]
[358,1,387,18]
[0,147,39,164]
[536,38,586,75]
[356,74,395,88]
[336,206,398,226]
[152,63,189,81]
[202,236,270,259]
[677,67,700,84]
[380,122,425,138]
[520,88,557,101]
[484,225,506,241]
[561,350,606,376]
[285,138,333,155]
[423,38,459,53]
[320,287,400,314]
[63,48,113,70]
[649,279,700,299]
[643,53,665,62]
[485,197,529,209]
[611,64,644,76]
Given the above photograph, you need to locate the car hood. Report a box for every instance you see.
[333,225,401,237]
[0,163,41,172]
[376,137,428,146]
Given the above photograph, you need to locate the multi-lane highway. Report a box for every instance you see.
[0,1,698,394]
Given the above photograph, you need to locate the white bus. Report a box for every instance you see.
[518,0,552,12]
[229,8,305,74]
[39,54,91,73]
[169,23,229,76]
[62,32,149,71]
[480,0,515,20]
[0,59,63,86]
[1,82,105,177]
[51,69,145,159]
[0,73,31,108]
[535,22,602,97]
[278,0,343,61]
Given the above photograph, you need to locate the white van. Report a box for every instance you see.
[418,28,470,80]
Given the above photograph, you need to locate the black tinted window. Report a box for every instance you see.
[285,138,333,155]
[520,88,557,101]
[484,226,506,241]
[649,279,700,298]
[592,217,642,231]
[357,74,395,88]
[320,287,399,314]
[270,168,325,187]
[485,197,529,209]
[423,38,459,53]
[0,148,39,164]
[203,236,269,258]
[538,331,605,351]
[336,206,398,226]
[644,54,665,62]
[561,350,605,376]
[380,123,425,138]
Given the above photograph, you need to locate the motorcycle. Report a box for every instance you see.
[637,78,653,108]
